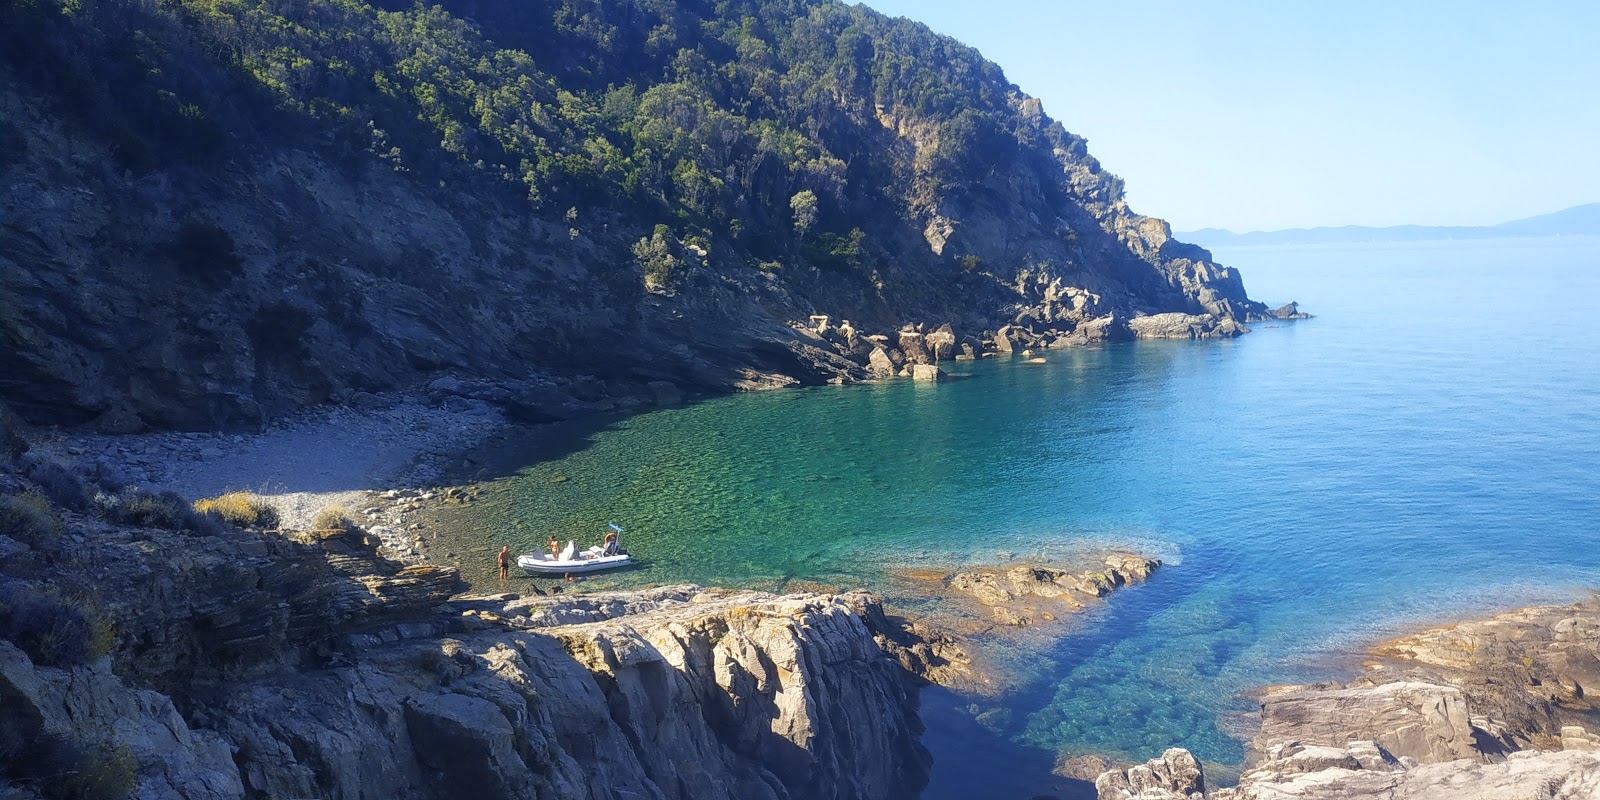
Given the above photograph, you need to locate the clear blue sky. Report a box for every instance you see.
[858,0,1600,232]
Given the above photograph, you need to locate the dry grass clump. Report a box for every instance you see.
[310,504,352,533]
[192,492,278,528]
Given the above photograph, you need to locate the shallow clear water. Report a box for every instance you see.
[437,238,1600,789]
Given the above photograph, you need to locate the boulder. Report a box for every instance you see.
[1270,301,1313,320]
[992,325,1019,353]
[1094,748,1204,800]
[867,347,897,378]
[925,324,958,361]
[898,331,931,364]
[910,364,943,382]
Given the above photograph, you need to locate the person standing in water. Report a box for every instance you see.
[497,545,510,583]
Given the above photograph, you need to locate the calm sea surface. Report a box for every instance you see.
[436,238,1600,795]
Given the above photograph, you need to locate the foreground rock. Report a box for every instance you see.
[1103,742,1600,799]
[1097,596,1600,799]
[0,464,932,800]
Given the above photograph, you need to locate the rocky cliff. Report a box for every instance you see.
[0,460,930,800]
[0,0,1267,432]
[1095,597,1600,800]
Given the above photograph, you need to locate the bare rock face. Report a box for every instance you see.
[1253,681,1489,764]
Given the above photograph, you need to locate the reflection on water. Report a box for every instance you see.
[432,238,1600,789]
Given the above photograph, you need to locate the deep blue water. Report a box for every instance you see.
[440,237,1600,794]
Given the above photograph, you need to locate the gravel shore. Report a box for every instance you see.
[35,394,511,549]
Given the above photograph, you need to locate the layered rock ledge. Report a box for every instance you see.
[1096,596,1600,800]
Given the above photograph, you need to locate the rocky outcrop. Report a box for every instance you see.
[1267,302,1313,320]
[943,554,1160,627]
[1097,597,1600,800]
[1127,313,1247,340]
[209,587,930,800]
[1252,681,1498,764]
[1094,748,1205,800]
[1102,743,1600,800]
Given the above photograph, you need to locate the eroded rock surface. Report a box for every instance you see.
[944,553,1161,627]
[1097,597,1600,800]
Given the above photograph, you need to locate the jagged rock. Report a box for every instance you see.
[1128,312,1238,340]
[0,641,245,800]
[1101,745,1600,800]
[1270,301,1313,320]
[925,324,958,361]
[1094,748,1204,800]
[898,331,931,365]
[911,364,943,382]
[867,347,897,378]
[1077,314,1130,343]
[993,325,1020,353]
[1116,599,1600,800]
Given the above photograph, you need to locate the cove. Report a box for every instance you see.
[431,237,1600,785]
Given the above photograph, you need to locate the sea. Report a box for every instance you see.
[432,237,1600,797]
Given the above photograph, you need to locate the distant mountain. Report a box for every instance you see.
[1179,203,1600,248]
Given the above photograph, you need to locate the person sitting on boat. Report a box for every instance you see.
[602,531,619,556]
[547,535,560,559]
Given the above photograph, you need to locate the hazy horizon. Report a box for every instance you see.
[859,0,1600,233]
[1181,200,1599,235]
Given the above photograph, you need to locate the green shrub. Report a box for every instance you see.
[24,458,88,510]
[193,492,278,528]
[0,402,29,461]
[1,733,138,800]
[96,489,223,535]
[52,740,137,800]
[0,582,96,667]
[0,491,62,548]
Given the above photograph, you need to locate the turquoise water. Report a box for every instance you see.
[439,238,1600,791]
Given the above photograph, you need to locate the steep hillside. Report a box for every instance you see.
[0,0,1265,431]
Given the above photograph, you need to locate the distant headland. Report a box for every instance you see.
[1179,202,1600,248]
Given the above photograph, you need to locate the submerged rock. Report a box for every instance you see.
[944,554,1161,626]
[1099,596,1600,800]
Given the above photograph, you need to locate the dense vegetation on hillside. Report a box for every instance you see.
[3,0,1084,273]
[0,0,1258,429]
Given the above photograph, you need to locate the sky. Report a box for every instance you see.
[858,0,1600,232]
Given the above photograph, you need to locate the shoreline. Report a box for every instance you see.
[30,392,515,552]
[25,376,1600,795]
